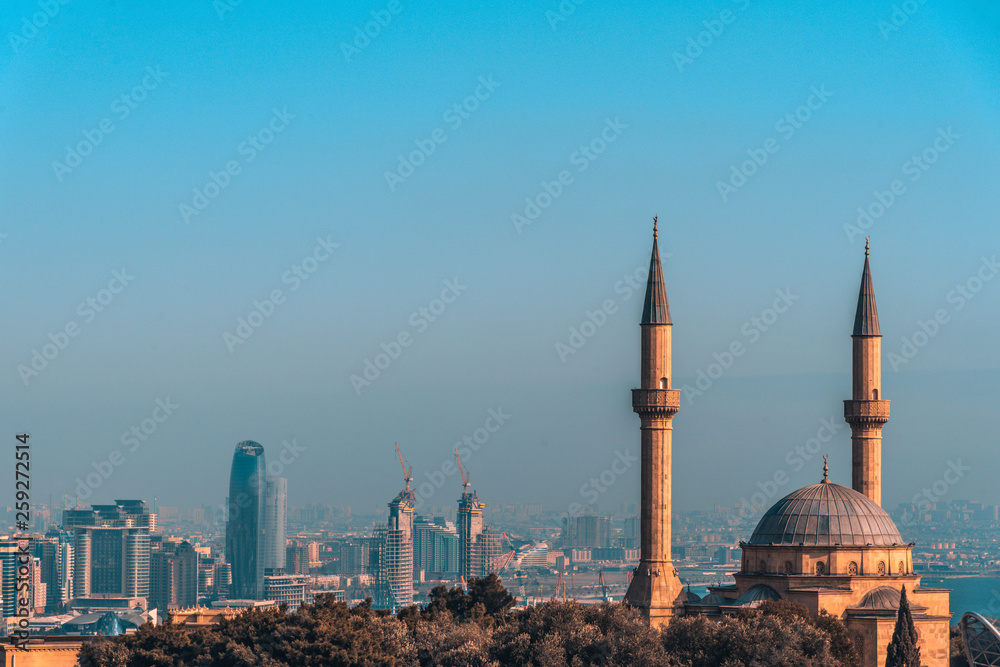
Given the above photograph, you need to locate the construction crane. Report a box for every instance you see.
[555,572,566,601]
[599,569,611,602]
[395,442,412,493]
[455,449,470,495]
[488,532,517,575]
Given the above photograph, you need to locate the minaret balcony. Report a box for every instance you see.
[843,399,890,425]
[632,388,681,415]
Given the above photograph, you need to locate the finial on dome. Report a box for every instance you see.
[653,215,658,239]
[822,455,829,483]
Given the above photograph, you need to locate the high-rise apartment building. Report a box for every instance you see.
[66,500,153,604]
[413,517,459,575]
[149,540,199,611]
[562,515,611,549]
[373,478,415,610]
[34,530,73,613]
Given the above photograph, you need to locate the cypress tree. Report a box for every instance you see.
[885,585,921,667]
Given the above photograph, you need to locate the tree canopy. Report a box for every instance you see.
[79,578,864,667]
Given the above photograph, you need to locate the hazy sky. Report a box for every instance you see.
[2,0,998,521]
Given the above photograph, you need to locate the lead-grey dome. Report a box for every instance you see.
[748,481,903,547]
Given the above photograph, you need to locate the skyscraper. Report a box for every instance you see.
[623,219,686,626]
[374,480,415,609]
[226,440,266,600]
[263,475,287,574]
[457,486,484,581]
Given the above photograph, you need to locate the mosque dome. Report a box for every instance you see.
[748,479,903,548]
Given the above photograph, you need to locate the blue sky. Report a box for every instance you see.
[1,0,998,520]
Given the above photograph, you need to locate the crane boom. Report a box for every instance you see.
[455,449,470,494]
[395,442,412,492]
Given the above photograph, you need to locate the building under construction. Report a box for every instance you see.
[372,445,415,610]
[455,452,506,581]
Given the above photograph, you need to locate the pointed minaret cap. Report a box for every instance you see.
[852,237,881,336]
[641,216,671,324]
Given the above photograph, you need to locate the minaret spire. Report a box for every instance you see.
[641,217,671,325]
[625,218,684,627]
[853,236,880,336]
[844,239,890,505]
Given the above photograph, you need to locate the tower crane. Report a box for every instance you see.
[455,449,470,495]
[396,442,412,493]
[599,569,611,602]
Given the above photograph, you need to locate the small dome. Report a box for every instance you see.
[685,589,702,603]
[748,481,903,547]
[857,586,901,610]
[733,584,781,607]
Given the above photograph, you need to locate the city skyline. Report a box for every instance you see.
[3,0,998,519]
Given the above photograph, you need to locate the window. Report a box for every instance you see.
[783,561,793,574]
[759,560,767,573]
[660,377,669,389]
[815,561,825,575]
[899,561,905,574]
[873,388,879,399]
[877,561,886,575]
[848,561,858,575]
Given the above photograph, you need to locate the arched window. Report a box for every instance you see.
[759,560,767,574]
[815,561,826,575]
[848,561,858,575]
[873,388,879,399]
[784,561,793,575]
[660,377,669,389]
[877,561,886,575]
[899,561,905,574]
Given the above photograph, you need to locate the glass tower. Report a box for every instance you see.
[226,441,265,599]
[263,476,287,573]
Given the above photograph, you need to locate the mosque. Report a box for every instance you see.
[623,222,950,666]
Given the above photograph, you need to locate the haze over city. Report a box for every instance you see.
[3,0,998,518]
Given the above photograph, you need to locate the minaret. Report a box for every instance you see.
[844,238,890,505]
[624,218,685,627]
